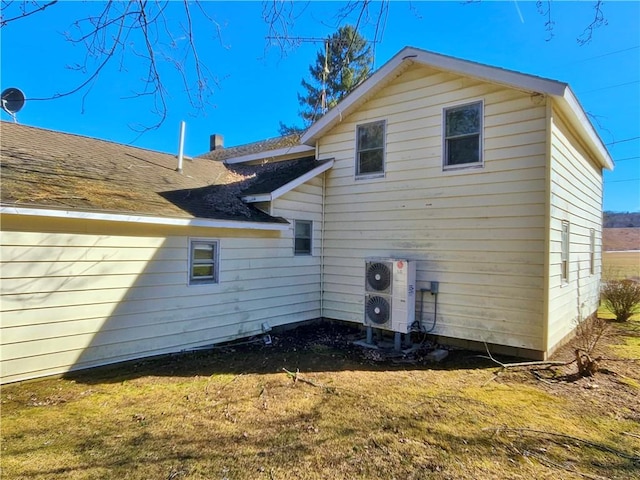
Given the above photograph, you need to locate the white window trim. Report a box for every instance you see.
[561,221,570,284]
[589,228,596,275]
[294,219,313,256]
[442,99,484,171]
[188,238,219,286]
[355,119,386,179]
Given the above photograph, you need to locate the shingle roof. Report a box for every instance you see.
[199,134,302,162]
[160,157,321,220]
[0,122,321,224]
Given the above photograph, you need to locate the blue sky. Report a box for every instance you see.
[1,1,638,212]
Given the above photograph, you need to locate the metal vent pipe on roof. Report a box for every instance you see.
[177,121,186,173]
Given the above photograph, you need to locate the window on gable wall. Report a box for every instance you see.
[356,120,385,177]
[294,220,312,255]
[189,239,218,285]
[443,101,483,168]
[561,221,570,283]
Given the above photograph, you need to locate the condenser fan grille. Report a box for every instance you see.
[365,295,391,325]
[366,262,391,292]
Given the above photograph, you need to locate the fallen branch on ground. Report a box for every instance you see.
[527,450,609,480]
[597,357,640,362]
[479,343,571,369]
[485,426,640,462]
[205,373,244,396]
[282,368,336,393]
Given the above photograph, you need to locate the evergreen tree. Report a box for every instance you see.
[282,25,373,132]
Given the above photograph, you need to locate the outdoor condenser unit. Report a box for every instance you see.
[364,258,416,333]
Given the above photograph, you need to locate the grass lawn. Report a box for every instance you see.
[603,251,640,281]
[2,318,639,480]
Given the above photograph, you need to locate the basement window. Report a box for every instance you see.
[356,120,385,177]
[189,239,219,285]
[443,101,483,169]
[294,220,312,255]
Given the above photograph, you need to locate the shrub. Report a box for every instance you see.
[574,314,609,376]
[601,279,640,322]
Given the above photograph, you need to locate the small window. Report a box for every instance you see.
[356,120,385,177]
[589,228,595,275]
[561,221,570,283]
[189,239,218,285]
[443,101,483,168]
[294,220,312,255]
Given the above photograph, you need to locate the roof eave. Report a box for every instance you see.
[224,144,315,165]
[301,46,569,146]
[0,205,290,231]
[554,87,614,171]
[242,159,334,203]
[301,47,417,146]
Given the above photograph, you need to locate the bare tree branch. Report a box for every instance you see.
[262,0,300,53]
[0,0,58,28]
[577,0,608,46]
[2,0,614,134]
[2,0,221,133]
[27,4,129,106]
[408,2,423,20]
[536,0,555,42]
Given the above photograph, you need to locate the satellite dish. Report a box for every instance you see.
[1,88,26,116]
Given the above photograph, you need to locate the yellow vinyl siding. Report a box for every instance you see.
[318,63,547,351]
[0,203,320,383]
[546,106,604,351]
[271,177,324,307]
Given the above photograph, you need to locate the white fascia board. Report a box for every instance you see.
[0,206,290,231]
[408,48,567,96]
[558,87,614,171]
[301,46,568,145]
[224,144,315,165]
[242,194,272,203]
[242,159,334,203]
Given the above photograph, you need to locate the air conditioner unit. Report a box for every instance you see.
[364,258,416,333]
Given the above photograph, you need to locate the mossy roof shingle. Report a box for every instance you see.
[0,122,320,224]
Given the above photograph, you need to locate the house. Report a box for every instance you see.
[0,46,613,383]
[0,124,332,383]
[298,47,613,359]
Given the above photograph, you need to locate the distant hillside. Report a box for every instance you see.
[604,211,640,228]
[603,228,640,251]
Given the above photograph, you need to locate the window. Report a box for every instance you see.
[590,228,596,275]
[443,101,483,168]
[356,120,385,176]
[189,239,218,285]
[561,221,570,283]
[294,220,312,255]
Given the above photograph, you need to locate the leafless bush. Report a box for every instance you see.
[601,279,640,322]
[574,314,609,377]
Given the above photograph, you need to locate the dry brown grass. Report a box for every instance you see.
[602,227,639,281]
[603,228,640,251]
[2,322,639,480]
